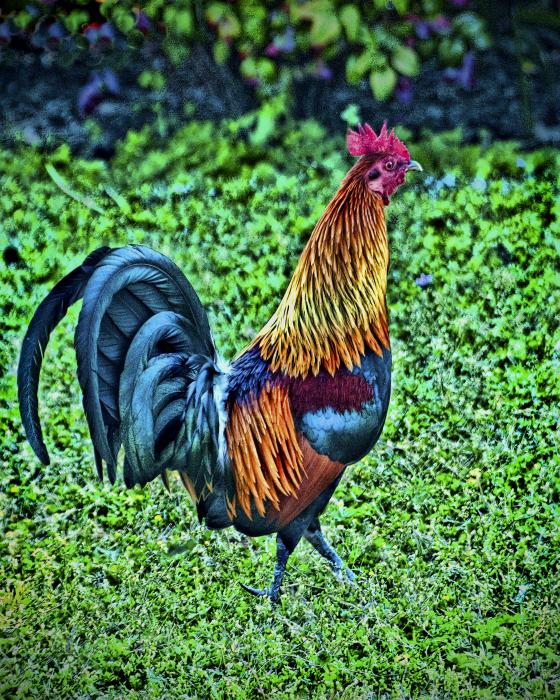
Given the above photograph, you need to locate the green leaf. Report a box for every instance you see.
[175,11,193,35]
[340,104,361,127]
[45,164,105,215]
[369,66,397,101]
[14,11,33,30]
[339,5,360,42]
[218,13,240,40]
[438,37,466,66]
[391,45,420,77]
[138,70,166,91]
[240,57,276,83]
[213,40,230,65]
[346,50,374,84]
[104,186,131,214]
[310,14,340,46]
[163,38,189,66]
[64,10,89,34]
[292,1,340,47]
[205,2,226,24]
[164,7,193,35]
[251,112,275,147]
[205,2,240,40]
[391,0,409,15]
[113,10,135,34]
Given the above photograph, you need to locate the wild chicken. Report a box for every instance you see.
[18,123,422,602]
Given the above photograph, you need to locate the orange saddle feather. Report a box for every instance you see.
[225,381,344,525]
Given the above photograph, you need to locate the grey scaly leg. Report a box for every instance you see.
[304,519,356,583]
[240,535,290,604]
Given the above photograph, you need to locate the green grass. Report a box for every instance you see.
[1,119,559,699]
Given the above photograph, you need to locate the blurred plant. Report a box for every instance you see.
[0,0,491,103]
[78,69,120,115]
[510,1,560,133]
[443,49,474,89]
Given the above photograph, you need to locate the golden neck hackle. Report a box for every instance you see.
[252,159,390,378]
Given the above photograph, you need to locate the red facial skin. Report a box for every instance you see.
[365,155,411,205]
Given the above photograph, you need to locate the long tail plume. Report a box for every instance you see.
[17,247,112,464]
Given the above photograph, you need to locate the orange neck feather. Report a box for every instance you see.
[252,160,390,378]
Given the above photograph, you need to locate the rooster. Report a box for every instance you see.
[18,123,422,603]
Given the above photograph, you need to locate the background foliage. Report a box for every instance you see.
[2,0,559,165]
[1,116,559,697]
[1,0,492,101]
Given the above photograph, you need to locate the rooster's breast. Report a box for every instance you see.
[290,347,392,465]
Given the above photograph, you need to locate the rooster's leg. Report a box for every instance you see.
[304,518,356,583]
[240,534,290,604]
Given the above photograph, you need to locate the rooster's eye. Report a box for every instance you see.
[385,160,395,171]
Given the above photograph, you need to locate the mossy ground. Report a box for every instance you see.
[1,120,559,698]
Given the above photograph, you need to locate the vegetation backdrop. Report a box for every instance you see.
[1,117,559,698]
[1,1,560,698]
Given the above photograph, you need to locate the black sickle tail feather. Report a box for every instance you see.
[74,245,215,482]
[17,247,112,464]
[120,352,223,497]
[18,245,226,512]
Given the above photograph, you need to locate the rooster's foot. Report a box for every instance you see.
[240,536,289,605]
[305,520,356,585]
[240,583,278,603]
[333,566,357,585]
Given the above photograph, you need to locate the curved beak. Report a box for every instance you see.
[406,160,423,172]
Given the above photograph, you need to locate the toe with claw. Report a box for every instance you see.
[332,564,357,585]
[240,536,289,605]
[240,582,278,603]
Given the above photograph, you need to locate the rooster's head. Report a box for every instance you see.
[347,122,422,205]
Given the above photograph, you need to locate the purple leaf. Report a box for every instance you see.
[47,21,65,46]
[101,68,119,94]
[314,62,332,80]
[414,20,431,40]
[444,50,475,89]
[135,10,151,34]
[430,15,452,34]
[266,27,296,57]
[265,43,280,58]
[79,81,102,115]
[84,26,98,47]
[78,70,119,115]
[396,77,413,105]
[276,27,295,53]
[0,23,10,45]
[408,15,431,40]
[97,22,115,46]
[415,273,433,288]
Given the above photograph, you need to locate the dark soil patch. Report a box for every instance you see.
[1,39,558,158]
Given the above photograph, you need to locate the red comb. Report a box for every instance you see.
[347,121,410,160]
